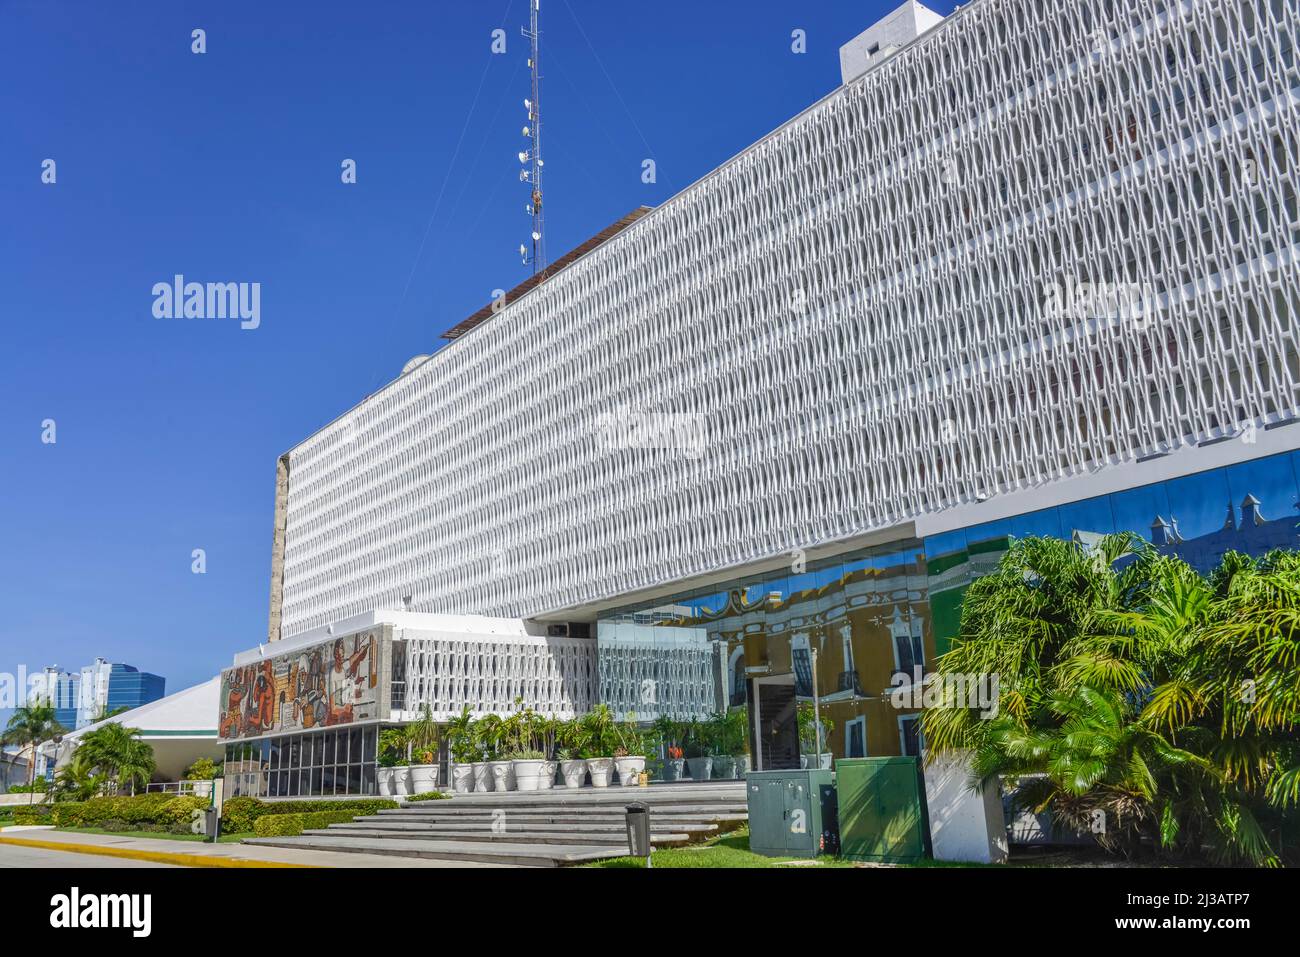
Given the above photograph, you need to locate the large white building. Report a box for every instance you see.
[220,0,1300,797]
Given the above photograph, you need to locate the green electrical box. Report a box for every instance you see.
[745,769,835,858]
[835,757,929,863]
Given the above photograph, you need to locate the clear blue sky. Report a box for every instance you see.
[0,0,954,720]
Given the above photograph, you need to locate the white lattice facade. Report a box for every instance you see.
[277,0,1300,639]
[395,631,599,721]
[596,629,721,721]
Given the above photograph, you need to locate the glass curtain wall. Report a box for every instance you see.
[597,450,1300,766]
[223,725,378,798]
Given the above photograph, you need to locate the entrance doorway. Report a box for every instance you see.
[752,675,798,771]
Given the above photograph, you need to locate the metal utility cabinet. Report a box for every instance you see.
[835,757,929,863]
[746,769,836,858]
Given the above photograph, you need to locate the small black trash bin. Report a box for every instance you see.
[625,803,651,865]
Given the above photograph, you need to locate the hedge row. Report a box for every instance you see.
[253,809,364,838]
[407,792,450,802]
[220,797,398,833]
[9,795,211,832]
[13,805,51,825]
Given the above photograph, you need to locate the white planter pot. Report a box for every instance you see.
[410,764,440,794]
[391,767,412,797]
[512,759,547,792]
[686,757,713,781]
[451,764,475,794]
[800,753,833,770]
[490,760,516,792]
[735,754,752,778]
[615,756,646,786]
[188,780,214,799]
[473,762,494,792]
[710,755,737,779]
[537,760,557,791]
[560,759,588,788]
[377,767,394,797]
[587,757,615,788]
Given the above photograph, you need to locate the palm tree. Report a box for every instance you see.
[970,684,1219,858]
[925,536,1300,865]
[445,705,477,764]
[2,701,67,800]
[75,723,156,795]
[54,752,107,802]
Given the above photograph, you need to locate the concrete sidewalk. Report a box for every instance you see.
[0,829,516,868]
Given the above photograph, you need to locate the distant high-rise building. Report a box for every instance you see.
[34,659,166,730]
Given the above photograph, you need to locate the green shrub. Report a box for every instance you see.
[9,779,48,793]
[13,805,52,825]
[51,803,86,827]
[45,794,207,831]
[407,792,449,802]
[183,758,221,781]
[220,797,398,833]
[157,795,207,828]
[253,809,363,838]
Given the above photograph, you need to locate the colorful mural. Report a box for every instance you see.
[218,631,382,741]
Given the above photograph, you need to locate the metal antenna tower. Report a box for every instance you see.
[519,0,546,274]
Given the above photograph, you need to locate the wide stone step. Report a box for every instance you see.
[422,786,746,807]
[380,806,747,820]
[366,813,747,827]
[307,826,692,846]
[332,820,718,836]
[389,800,747,813]
[244,834,616,867]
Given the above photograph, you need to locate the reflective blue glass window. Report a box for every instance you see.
[1009,507,1064,541]
[1163,467,1233,542]
[1058,495,1116,539]
[1110,481,1173,544]
[1225,453,1300,554]
[966,518,1011,549]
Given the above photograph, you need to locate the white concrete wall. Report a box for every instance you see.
[840,1,945,84]
[923,753,1008,864]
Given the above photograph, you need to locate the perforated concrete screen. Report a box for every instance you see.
[277,0,1300,639]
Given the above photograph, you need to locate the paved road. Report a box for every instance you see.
[0,829,517,867]
[0,844,178,868]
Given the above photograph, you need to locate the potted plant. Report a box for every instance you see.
[485,713,516,792]
[556,718,588,788]
[581,704,617,788]
[509,708,548,792]
[446,705,477,793]
[474,714,503,792]
[407,704,441,794]
[535,715,559,791]
[378,727,409,797]
[729,707,752,778]
[613,714,646,787]
[797,703,835,769]
[654,717,685,781]
[684,720,713,782]
[706,711,736,779]
[183,758,219,799]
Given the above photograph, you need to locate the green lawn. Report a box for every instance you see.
[585,826,1006,869]
[55,826,253,844]
[586,827,865,868]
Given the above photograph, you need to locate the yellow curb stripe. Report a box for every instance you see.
[0,835,316,869]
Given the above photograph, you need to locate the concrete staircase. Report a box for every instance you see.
[244,783,748,867]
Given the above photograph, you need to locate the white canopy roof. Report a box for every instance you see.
[63,677,220,743]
